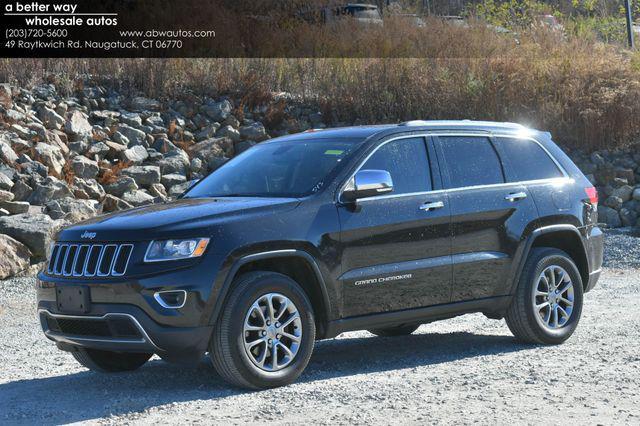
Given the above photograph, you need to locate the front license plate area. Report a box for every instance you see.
[56,286,91,314]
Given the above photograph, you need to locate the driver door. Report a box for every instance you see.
[337,136,452,317]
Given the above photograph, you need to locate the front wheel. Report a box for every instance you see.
[210,272,316,389]
[72,348,152,372]
[505,247,584,345]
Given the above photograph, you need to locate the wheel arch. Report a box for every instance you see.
[210,249,333,339]
[511,225,589,294]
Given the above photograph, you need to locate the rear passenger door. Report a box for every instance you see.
[434,135,538,302]
[492,137,570,219]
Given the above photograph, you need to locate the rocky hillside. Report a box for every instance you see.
[0,82,639,279]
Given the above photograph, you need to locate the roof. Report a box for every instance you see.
[267,120,535,143]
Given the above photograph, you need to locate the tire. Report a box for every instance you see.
[71,349,151,372]
[505,247,584,345]
[368,324,419,337]
[210,271,316,389]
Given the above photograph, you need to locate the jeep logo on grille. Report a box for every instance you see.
[81,231,97,240]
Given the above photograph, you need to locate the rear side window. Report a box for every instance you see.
[493,137,564,182]
[362,137,431,194]
[438,136,504,188]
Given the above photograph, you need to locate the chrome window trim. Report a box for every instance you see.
[337,131,571,203]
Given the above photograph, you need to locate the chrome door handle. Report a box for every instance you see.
[505,192,527,202]
[419,201,444,211]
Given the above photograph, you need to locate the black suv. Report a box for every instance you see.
[37,121,603,389]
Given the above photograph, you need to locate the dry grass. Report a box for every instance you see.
[1,22,640,151]
[98,161,132,185]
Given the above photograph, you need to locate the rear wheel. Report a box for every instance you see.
[210,272,316,389]
[72,348,152,372]
[368,324,419,337]
[505,247,583,345]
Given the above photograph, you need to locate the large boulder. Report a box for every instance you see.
[117,124,147,147]
[0,141,18,164]
[158,150,190,175]
[0,201,29,214]
[0,235,31,279]
[190,137,226,161]
[102,194,133,212]
[34,142,65,175]
[240,122,267,141]
[611,185,634,202]
[103,176,138,197]
[71,155,99,179]
[0,172,13,191]
[122,190,155,207]
[72,178,105,200]
[64,110,92,137]
[45,197,98,221]
[121,165,161,186]
[41,107,65,130]
[203,99,232,122]
[598,206,622,228]
[0,83,12,108]
[131,96,161,112]
[0,213,66,260]
[28,177,73,205]
[0,190,14,202]
[121,145,149,164]
[161,173,187,188]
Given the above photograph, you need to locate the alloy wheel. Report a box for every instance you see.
[532,265,575,330]
[242,293,302,372]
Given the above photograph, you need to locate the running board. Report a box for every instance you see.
[323,296,511,339]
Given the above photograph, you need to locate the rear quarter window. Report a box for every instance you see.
[493,137,564,182]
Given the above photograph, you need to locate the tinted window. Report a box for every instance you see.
[439,136,504,188]
[185,138,360,198]
[361,137,431,194]
[493,137,563,182]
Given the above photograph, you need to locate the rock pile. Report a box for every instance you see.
[0,81,639,278]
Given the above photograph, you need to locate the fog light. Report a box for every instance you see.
[154,290,187,309]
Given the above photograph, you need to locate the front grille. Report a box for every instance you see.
[47,243,134,278]
[44,314,143,339]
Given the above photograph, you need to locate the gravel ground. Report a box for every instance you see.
[1,231,639,425]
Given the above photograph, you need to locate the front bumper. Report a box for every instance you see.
[38,303,213,362]
[36,253,227,362]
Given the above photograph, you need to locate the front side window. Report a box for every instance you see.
[185,138,360,198]
[361,137,432,194]
[439,136,504,188]
[493,137,564,182]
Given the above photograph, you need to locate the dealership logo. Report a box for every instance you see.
[81,231,97,240]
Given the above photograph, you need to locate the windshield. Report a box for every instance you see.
[184,138,360,198]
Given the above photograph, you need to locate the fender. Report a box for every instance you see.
[209,249,333,327]
[507,224,587,295]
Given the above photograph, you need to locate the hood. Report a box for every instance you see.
[58,197,300,242]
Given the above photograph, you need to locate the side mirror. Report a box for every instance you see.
[342,169,393,201]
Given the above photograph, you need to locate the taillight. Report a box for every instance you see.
[585,187,598,205]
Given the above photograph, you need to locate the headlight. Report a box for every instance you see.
[144,238,210,262]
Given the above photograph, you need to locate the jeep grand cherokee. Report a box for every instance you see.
[37,121,603,389]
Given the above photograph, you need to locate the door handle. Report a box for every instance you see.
[419,201,444,211]
[505,192,527,202]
